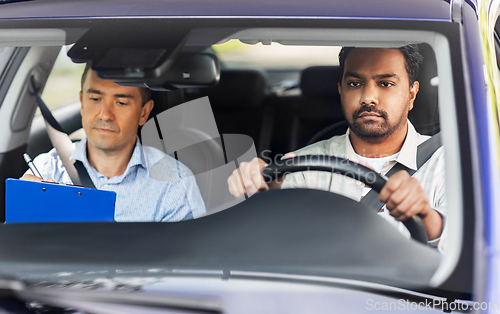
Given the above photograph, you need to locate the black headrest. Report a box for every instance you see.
[208,69,268,109]
[300,66,342,99]
[409,43,440,135]
[147,89,185,121]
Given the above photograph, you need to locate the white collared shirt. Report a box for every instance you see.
[281,121,446,251]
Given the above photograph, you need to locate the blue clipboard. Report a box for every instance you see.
[5,178,116,223]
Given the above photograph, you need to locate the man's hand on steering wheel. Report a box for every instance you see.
[227,153,297,198]
[228,157,268,198]
[380,170,443,240]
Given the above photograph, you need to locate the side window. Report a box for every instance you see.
[40,46,84,112]
[0,47,19,110]
[0,47,17,79]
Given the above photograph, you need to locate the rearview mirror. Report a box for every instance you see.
[97,53,220,90]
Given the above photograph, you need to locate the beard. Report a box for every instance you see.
[349,104,406,141]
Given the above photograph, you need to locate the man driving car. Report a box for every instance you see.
[227,45,445,250]
[22,64,206,222]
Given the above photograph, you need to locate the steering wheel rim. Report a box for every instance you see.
[262,155,429,244]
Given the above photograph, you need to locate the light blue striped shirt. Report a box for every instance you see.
[25,138,206,222]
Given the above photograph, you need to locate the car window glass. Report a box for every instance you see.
[40,45,85,113]
[0,46,16,111]
[213,39,341,70]
[2,21,467,296]
[0,47,16,80]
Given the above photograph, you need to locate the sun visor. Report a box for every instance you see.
[67,23,220,89]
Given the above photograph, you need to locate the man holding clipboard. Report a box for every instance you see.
[21,64,206,222]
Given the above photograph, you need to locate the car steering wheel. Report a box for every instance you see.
[261,155,429,244]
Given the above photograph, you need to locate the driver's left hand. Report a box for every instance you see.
[379,170,443,241]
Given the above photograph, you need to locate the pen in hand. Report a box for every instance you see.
[23,153,44,181]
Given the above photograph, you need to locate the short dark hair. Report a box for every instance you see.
[81,62,152,106]
[338,44,423,86]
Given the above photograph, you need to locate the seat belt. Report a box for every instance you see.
[31,78,96,188]
[359,132,442,211]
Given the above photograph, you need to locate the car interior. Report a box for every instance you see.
[25,44,440,165]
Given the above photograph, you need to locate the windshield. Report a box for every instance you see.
[0,22,466,303]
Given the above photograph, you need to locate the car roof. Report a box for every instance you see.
[0,0,457,21]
